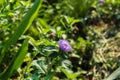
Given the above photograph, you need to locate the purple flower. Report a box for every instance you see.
[59,39,72,52]
[99,0,104,3]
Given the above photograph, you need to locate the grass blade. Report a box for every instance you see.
[104,67,120,80]
[0,0,43,63]
[0,39,29,80]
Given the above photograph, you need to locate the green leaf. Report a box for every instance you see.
[32,58,47,74]
[27,35,40,46]
[104,67,120,80]
[0,0,43,63]
[61,67,81,79]
[61,68,71,79]
[41,72,55,80]
[37,18,50,33]
[0,39,29,80]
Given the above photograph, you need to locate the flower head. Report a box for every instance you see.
[59,39,72,52]
[99,0,104,3]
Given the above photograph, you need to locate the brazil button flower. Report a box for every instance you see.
[59,39,72,52]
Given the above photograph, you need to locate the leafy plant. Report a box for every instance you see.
[0,0,120,80]
[0,0,43,79]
